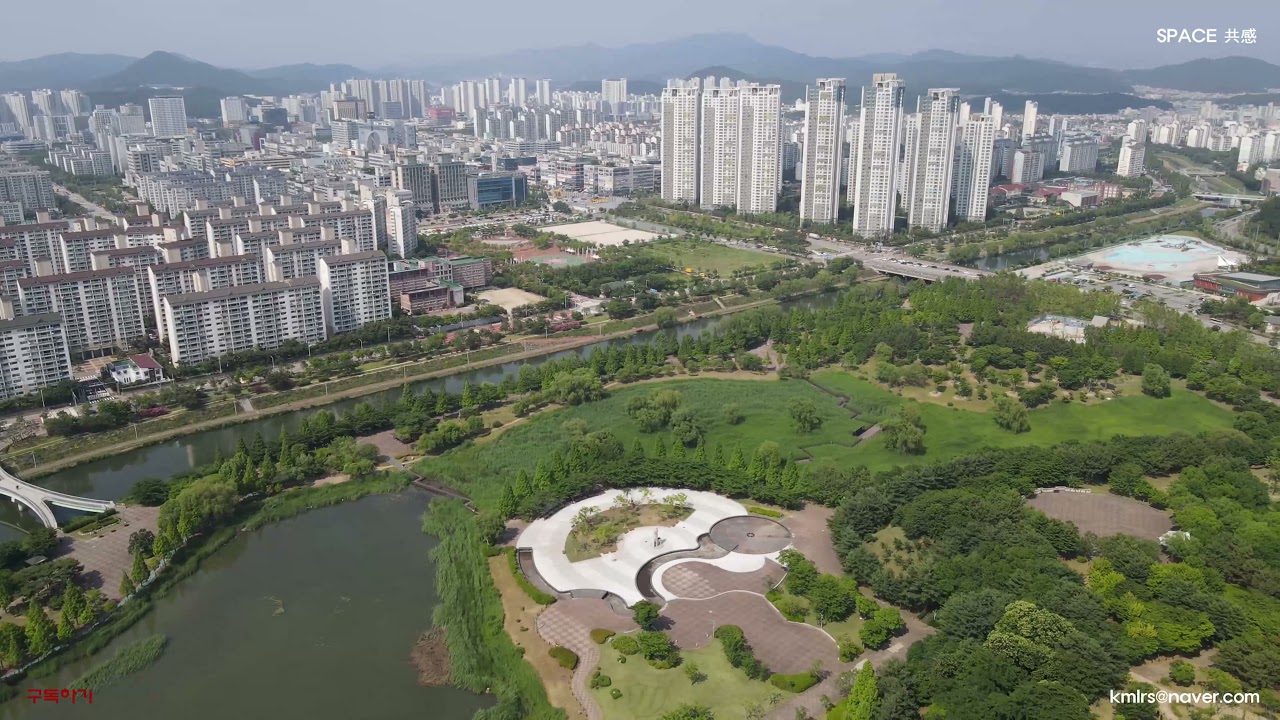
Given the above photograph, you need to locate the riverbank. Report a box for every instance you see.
[17,295,783,480]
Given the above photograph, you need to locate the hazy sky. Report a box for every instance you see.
[3,0,1278,68]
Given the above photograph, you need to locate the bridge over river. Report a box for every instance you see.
[0,465,115,529]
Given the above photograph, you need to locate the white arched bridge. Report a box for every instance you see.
[0,465,115,529]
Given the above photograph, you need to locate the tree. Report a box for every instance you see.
[546,369,605,406]
[992,395,1030,433]
[1141,363,1171,398]
[552,201,571,214]
[61,583,84,627]
[56,611,73,642]
[830,662,878,720]
[130,549,148,584]
[721,403,744,425]
[24,601,55,657]
[1169,659,1196,686]
[119,571,136,597]
[661,705,714,720]
[632,600,661,630]
[128,529,155,558]
[636,630,677,661]
[779,549,818,595]
[683,661,703,684]
[881,407,925,454]
[654,307,677,329]
[0,623,24,668]
[668,407,704,446]
[788,399,822,433]
[22,527,57,558]
[809,574,858,623]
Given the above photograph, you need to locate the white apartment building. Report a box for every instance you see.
[660,79,702,203]
[799,79,847,224]
[1011,149,1045,184]
[385,190,417,259]
[954,113,996,223]
[697,79,782,213]
[148,96,188,138]
[317,251,391,335]
[904,88,959,233]
[602,79,627,115]
[849,73,905,237]
[17,267,145,357]
[1117,137,1146,177]
[146,254,264,333]
[1022,100,1038,141]
[1058,137,1100,173]
[0,313,72,400]
[1238,134,1266,170]
[163,279,326,365]
[536,79,552,106]
[221,96,248,127]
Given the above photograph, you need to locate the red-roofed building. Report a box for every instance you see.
[990,184,1027,200]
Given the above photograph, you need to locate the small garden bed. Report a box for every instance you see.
[564,492,694,562]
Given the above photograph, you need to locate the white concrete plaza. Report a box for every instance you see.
[516,488,767,606]
[542,220,659,246]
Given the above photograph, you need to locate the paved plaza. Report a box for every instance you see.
[516,488,788,605]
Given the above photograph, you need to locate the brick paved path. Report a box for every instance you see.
[536,600,635,720]
[660,559,784,599]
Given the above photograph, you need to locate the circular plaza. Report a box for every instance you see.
[515,488,793,606]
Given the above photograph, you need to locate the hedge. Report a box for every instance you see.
[612,635,639,655]
[504,547,557,605]
[769,672,817,693]
[591,628,616,644]
[747,506,783,518]
[589,670,612,688]
[549,646,579,670]
[61,508,119,532]
[713,625,769,680]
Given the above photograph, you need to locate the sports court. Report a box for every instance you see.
[476,287,546,312]
[542,220,659,246]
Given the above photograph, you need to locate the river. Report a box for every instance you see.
[967,247,1052,272]
[5,491,486,720]
[27,292,840,504]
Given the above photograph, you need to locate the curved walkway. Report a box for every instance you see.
[536,600,635,720]
[0,465,114,528]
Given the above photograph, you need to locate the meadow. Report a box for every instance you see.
[635,238,779,276]
[589,643,785,720]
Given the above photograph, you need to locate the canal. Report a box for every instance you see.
[966,247,1052,272]
[5,492,486,720]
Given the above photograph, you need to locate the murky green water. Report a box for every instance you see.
[6,492,485,720]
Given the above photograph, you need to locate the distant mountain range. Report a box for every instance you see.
[1,34,1276,115]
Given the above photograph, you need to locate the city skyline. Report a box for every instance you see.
[0,0,1277,68]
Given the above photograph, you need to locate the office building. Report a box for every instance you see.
[0,313,72,400]
[317,252,391,335]
[148,96,188,138]
[391,158,434,207]
[660,78,702,203]
[954,113,996,223]
[467,171,528,210]
[849,73,905,237]
[163,279,326,365]
[432,161,470,212]
[904,88,959,232]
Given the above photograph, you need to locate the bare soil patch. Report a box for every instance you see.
[1028,491,1172,540]
[411,627,450,686]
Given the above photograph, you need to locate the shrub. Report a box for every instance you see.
[770,672,818,693]
[714,625,769,680]
[632,600,661,629]
[504,548,556,605]
[773,594,809,622]
[617,655,626,663]
[612,635,639,655]
[747,506,783,518]
[548,646,578,670]
[589,670,612,688]
[610,688,622,699]
[837,634,863,662]
[591,628,616,644]
[1169,660,1196,686]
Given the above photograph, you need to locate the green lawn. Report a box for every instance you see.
[420,377,858,507]
[637,238,779,276]
[591,644,786,720]
[809,370,1234,473]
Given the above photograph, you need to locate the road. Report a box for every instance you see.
[53,183,114,220]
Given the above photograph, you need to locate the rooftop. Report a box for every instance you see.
[165,277,319,306]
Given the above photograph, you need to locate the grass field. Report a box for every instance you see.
[420,377,858,507]
[590,643,786,720]
[420,371,1235,508]
[637,238,779,276]
[809,369,1234,472]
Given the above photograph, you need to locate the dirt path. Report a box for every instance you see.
[487,555,584,720]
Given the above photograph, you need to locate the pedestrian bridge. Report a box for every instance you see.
[0,465,115,529]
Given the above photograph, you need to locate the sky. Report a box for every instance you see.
[2,0,1278,68]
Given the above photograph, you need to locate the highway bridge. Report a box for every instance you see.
[1192,192,1267,204]
[862,257,992,282]
[0,465,115,529]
